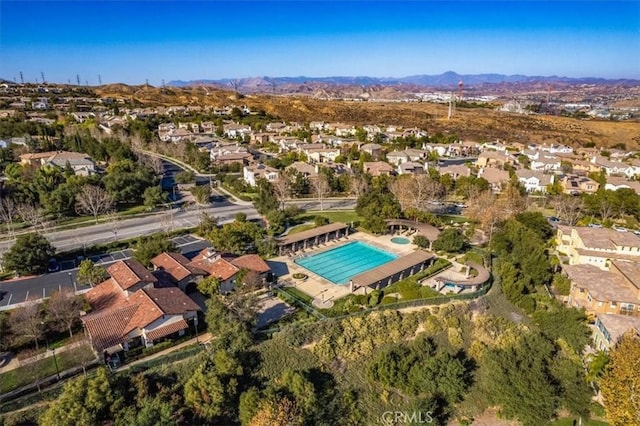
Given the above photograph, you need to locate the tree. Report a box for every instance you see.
[482,332,559,426]
[9,303,45,350]
[17,202,48,232]
[254,178,279,214]
[390,174,445,212]
[311,173,330,211]
[46,289,82,337]
[551,195,584,226]
[103,159,155,205]
[175,170,195,184]
[465,190,505,242]
[142,185,168,209]
[76,259,108,286]
[39,367,116,426]
[600,332,640,426]
[432,228,467,253]
[133,234,176,266]
[184,350,244,422]
[349,173,369,198]
[0,197,17,238]
[198,276,221,297]
[197,212,218,236]
[413,235,430,249]
[3,232,56,275]
[190,184,211,204]
[272,175,292,210]
[515,211,554,240]
[75,185,114,223]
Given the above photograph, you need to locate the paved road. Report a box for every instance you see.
[0,202,259,253]
[284,198,357,211]
[0,237,212,310]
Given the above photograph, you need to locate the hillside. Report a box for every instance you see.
[95,85,640,149]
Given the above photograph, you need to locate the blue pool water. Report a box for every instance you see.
[295,241,398,285]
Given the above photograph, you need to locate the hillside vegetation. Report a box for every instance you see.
[96,85,640,149]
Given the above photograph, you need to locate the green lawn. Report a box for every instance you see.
[301,210,363,225]
[277,286,314,305]
[0,344,96,394]
[287,223,317,235]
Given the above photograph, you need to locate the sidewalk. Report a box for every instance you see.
[0,338,91,374]
[117,332,213,371]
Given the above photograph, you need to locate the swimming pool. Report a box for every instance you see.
[295,241,398,285]
[391,237,410,245]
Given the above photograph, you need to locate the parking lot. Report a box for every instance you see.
[0,235,210,310]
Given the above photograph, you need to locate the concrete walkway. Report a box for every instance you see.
[116,332,213,371]
[0,338,92,374]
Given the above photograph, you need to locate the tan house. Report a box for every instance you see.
[475,152,514,169]
[556,226,640,269]
[564,260,640,317]
[561,175,599,195]
[593,313,640,351]
[19,151,95,176]
[363,161,394,177]
[478,167,510,193]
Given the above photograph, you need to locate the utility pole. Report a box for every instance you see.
[41,72,46,84]
[19,71,24,84]
[98,74,102,85]
[76,74,81,86]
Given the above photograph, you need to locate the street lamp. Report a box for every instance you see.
[51,347,60,380]
[68,272,77,292]
[194,316,199,344]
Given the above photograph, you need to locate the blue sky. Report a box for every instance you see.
[1,1,638,85]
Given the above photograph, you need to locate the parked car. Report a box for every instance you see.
[48,258,60,272]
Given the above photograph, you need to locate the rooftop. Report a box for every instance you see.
[564,264,639,304]
[278,222,349,247]
[351,250,435,288]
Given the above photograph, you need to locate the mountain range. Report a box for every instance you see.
[168,71,640,91]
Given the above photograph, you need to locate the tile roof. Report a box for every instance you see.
[597,313,640,343]
[230,254,271,274]
[85,278,126,311]
[107,259,157,290]
[564,264,640,304]
[277,222,349,246]
[188,252,239,281]
[82,287,200,351]
[151,252,207,282]
[83,304,139,352]
[352,250,435,288]
[144,287,201,314]
[145,319,189,341]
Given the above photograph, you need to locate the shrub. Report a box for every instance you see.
[368,290,381,307]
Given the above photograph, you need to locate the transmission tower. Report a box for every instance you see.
[447,92,456,120]
[19,71,24,84]
[76,74,81,86]
[98,74,102,85]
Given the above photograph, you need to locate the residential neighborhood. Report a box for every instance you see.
[0,80,639,426]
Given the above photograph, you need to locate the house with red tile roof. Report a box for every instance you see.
[82,287,200,354]
[188,248,271,293]
[150,252,207,292]
[106,259,158,296]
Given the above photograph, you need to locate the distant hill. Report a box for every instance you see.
[168,72,640,91]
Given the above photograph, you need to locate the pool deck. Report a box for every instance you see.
[274,232,419,304]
